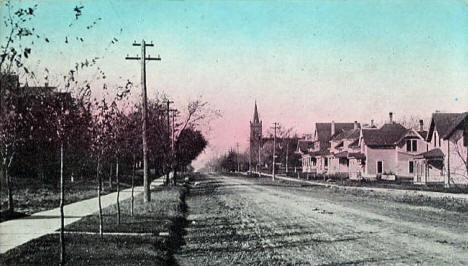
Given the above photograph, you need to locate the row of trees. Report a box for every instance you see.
[1,75,208,210]
[205,128,302,173]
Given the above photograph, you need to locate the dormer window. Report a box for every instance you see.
[406,139,417,152]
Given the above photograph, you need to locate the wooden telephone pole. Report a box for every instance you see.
[165,100,174,185]
[125,40,161,202]
[236,142,240,172]
[272,122,278,181]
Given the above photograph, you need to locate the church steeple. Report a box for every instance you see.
[253,101,260,124]
[250,101,262,169]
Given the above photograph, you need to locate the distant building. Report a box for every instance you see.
[250,102,263,168]
[302,121,357,174]
[328,121,361,178]
[249,102,299,171]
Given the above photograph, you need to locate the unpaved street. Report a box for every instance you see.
[175,173,468,265]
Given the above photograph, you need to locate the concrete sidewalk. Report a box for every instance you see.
[248,171,468,201]
[0,178,163,254]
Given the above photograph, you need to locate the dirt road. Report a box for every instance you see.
[175,173,468,265]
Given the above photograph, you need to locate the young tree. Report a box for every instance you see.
[89,99,116,235]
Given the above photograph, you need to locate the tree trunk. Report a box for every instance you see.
[4,156,14,213]
[96,156,103,236]
[4,161,13,213]
[59,143,65,266]
[109,162,113,190]
[131,156,135,217]
[173,164,177,186]
[165,164,170,186]
[116,157,120,225]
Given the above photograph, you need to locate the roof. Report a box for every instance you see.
[428,112,468,140]
[309,150,331,157]
[417,130,428,140]
[252,101,260,123]
[297,140,314,153]
[331,128,360,141]
[316,122,358,143]
[415,148,444,159]
[334,141,344,148]
[361,123,408,147]
[349,138,359,147]
[348,152,366,160]
[334,151,348,158]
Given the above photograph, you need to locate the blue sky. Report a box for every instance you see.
[2,0,467,165]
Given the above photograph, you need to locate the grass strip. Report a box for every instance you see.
[0,185,187,265]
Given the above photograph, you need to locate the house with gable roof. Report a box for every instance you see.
[328,121,361,176]
[296,137,315,173]
[414,112,468,186]
[359,112,428,179]
[299,121,356,174]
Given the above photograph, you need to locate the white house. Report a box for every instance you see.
[414,112,468,187]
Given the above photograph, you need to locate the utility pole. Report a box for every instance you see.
[170,109,176,152]
[248,141,252,174]
[285,138,289,174]
[258,143,261,177]
[165,100,174,185]
[272,122,278,181]
[125,40,161,202]
[170,108,177,185]
[236,142,240,172]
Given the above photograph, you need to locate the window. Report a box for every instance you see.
[324,158,328,167]
[409,161,414,174]
[377,161,383,174]
[406,139,418,152]
[412,140,417,152]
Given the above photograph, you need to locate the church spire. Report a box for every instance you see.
[253,101,260,123]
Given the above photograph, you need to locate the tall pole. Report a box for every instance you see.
[285,139,289,174]
[272,122,278,181]
[249,140,252,173]
[59,142,65,265]
[171,109,176,151]
[258,143,261,176]
[170,108,176,184]
[165,100,173,185]
[236,142,240,172]
[125,40,161,202]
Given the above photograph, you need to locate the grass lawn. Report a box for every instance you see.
[0,176,139,222]
[0,185,187,265]
[248,171,468,194]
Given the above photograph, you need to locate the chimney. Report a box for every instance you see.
[370,119,374,128]
[354,121,358,130]
[331,120,335,136]
[419,120,424,131]
[389,112,393,124]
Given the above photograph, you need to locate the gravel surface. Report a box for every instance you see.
[175,173,468,265]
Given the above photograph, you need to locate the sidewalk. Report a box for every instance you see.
[0,178,163,254]
[248,171,468,201]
